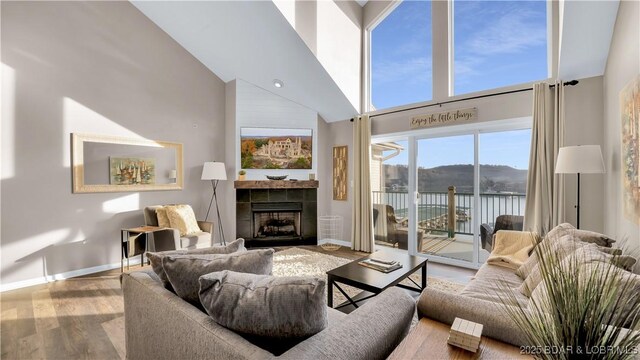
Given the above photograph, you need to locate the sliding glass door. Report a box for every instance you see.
[372,119,531,268]
[416,134,475,263]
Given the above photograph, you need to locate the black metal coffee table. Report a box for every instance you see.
[326,251,428,310]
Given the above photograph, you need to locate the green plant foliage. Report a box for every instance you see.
[498,235,640,360]
[289,157,310,169]
[241,154,253,169]
[264,160,281,169]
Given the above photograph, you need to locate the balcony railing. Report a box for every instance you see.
[372,190,526,235]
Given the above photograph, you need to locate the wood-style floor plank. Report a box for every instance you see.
[1,307,18,359]
[0,245,473,360]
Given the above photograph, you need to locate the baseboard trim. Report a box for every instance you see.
[1,257,142,292]
[317,239,352,248]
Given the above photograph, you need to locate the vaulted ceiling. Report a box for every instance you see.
[132,1,358,122]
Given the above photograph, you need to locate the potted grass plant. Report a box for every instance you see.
[238,170,246,181]
[498,240,640,360]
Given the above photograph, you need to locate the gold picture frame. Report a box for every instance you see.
[333,146,348,201]
[72,133,183,193]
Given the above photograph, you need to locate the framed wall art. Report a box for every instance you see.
[333,146,348,201]
[621,75,640,223]
[240,127,312,170]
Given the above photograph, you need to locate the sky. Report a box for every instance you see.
[371,0,548,108]
[382,128,532,169]
[370,0,545,170]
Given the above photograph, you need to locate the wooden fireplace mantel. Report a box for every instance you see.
[234,180,319,189]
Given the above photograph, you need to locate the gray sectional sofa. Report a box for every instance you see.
[122,268,415,360]
[417,223,637,347]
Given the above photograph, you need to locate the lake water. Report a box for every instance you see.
[375,192,526,234]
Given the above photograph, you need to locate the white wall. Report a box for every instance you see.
[321,120,354,243]
[234,79,318,180]
[603,0,640,252]
[273,0,362,112]
[562,76,605,233]
[0,2,227,290]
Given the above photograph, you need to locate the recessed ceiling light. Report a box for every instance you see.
[273,79,284,88]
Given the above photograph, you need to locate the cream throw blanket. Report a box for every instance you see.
[487,230,538,270]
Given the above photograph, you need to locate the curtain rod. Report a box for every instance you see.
[353,80,579,121]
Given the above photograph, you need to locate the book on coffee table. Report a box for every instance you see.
[358,258,403,273]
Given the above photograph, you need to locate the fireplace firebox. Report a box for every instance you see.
[252,202,302,239]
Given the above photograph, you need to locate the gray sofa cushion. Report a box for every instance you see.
[198,270,328,355]
[460,262,529,308]
[163,249,274,304]
[199,270,327,341]
[146,238,246,289]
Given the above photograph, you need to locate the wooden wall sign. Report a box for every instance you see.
[410,107,477,129]
[333,146,348,201]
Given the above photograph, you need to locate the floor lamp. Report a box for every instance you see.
[555,145,605,229]
[201,162,227,245]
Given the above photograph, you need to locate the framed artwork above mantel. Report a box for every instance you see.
[240,127,313,170]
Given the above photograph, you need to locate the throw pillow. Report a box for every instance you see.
[199,270,327,339]
[165,204,200,236]
[146,238,247,289]
[519,239,635,297]
[516,223,617,280]
[163,249,274,304]
[156,207,171,229]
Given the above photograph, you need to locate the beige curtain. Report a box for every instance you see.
[351,114,374,252]
[523,82,565,234]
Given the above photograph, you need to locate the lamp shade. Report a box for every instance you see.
[555,145,605,174]
[201,162,227,180]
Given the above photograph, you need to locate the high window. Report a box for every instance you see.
[371,1,432,109]
[453,0,548,95]
[369,0,549,110]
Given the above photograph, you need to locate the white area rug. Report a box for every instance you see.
[272,247,464,306]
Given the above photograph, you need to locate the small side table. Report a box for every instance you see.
[387,318,530,359]
[121,226,167,272]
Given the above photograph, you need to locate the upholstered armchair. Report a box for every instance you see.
[143,205,214,251]
[480,215,524,252]
[373,204,424,251]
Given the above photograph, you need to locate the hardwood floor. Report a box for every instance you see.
[0,245,475,360]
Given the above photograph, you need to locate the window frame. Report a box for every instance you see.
[365,0,554,113]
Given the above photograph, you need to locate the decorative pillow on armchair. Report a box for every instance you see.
[162,248,274,304]
[199,270,327,339]
[155,207,172,229]
[146,238,246,289]
[165,204,200,236]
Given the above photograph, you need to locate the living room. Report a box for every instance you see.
[1,0,639,359]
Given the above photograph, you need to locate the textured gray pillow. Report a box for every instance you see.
[146,238,246,288]
[519,240,636,297]
[516,224,617,280]
[163,249,274,304]
[199,270,327,339]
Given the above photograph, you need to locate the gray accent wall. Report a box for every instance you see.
[603,0,640,253]
[0,2,227,289]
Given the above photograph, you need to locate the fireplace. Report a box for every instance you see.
[235,181,318,247]
[252,202,302,240]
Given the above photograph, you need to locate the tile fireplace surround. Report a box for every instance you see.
[235,180,318,247]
